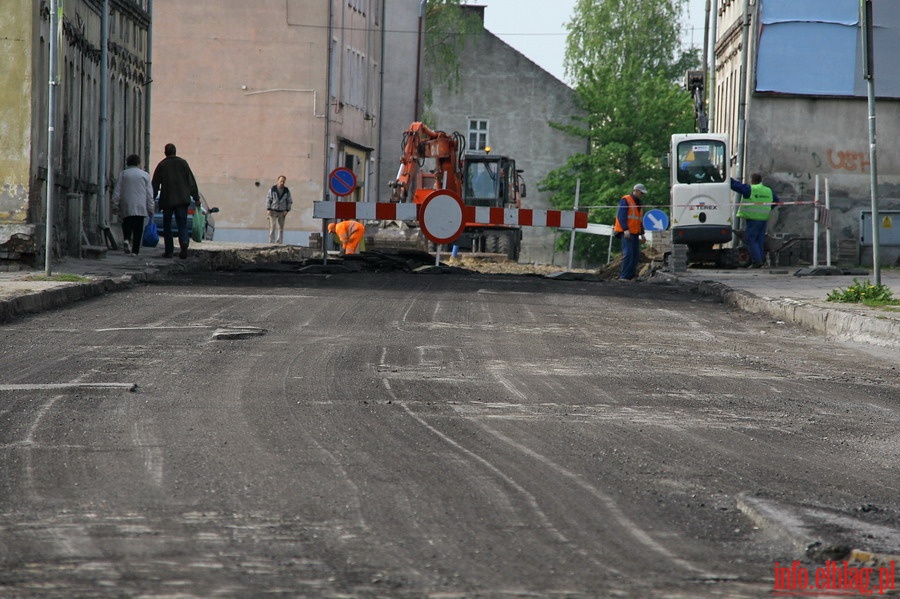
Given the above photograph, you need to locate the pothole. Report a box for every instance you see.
[211,326,268,340]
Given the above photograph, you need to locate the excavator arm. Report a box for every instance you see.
[686,70,709,134]
[388,122,465,203]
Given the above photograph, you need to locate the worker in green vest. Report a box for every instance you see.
[731,173,780,268]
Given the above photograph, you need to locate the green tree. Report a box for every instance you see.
[544,0,699,264]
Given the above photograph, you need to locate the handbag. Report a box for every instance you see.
[191,209,206,242]
[142,220,159,247]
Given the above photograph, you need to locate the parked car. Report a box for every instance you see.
[153,194,220,241]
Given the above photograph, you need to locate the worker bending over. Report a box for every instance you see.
[328,220,366,255]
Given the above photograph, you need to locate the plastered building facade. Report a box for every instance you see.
[150,0,388,244]
[0,0,151,267]
[713,0,900,265]
[426,6,588,266]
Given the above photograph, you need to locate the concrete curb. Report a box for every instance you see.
[0,272,148,324]
[656,273,900,350]
[0,245,307,325]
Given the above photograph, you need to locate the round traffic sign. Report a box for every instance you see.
[643,209,670,231]
[328,167,357,197]
[418,190,465,245]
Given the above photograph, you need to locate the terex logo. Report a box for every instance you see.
[690,203,717,211]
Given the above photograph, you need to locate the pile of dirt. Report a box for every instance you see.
[288,248,665,279]
[450,248,664,281]
[447,256,595,277]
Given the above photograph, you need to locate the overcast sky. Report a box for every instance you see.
[481,0,709,83]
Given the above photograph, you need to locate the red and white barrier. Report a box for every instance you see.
[313,201,588,229]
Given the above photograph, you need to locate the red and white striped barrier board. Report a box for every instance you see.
[314,201,419,222]
[313,201,588,229]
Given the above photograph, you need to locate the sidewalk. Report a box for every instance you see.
[658,265,900,350]
[1,244,898,349]
[0,242,308,325]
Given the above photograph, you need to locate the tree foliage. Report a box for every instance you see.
[544,0,699,263]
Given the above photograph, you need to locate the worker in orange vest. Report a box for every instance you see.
[614,183,646,280]
[328,220,366,255]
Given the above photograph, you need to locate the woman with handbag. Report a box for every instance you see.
[113,154,155,256]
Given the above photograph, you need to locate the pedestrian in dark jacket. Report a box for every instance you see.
[266,175,292,244]
[151,143,199,259]
[113,154,155,256]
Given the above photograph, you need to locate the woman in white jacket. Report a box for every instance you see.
[113,154,155,255]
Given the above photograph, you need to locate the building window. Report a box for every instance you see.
[342,47,367,109]
[468,119,489,153]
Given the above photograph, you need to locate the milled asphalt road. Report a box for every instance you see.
[1,241,898,575]
[1,241,898,349]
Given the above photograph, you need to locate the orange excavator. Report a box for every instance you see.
[379,122,526,260]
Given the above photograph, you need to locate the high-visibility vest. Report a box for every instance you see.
[737,184,774,221]
[336,220,361,243]
[614,194,643,234]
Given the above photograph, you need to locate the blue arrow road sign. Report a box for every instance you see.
[643,209,669,231]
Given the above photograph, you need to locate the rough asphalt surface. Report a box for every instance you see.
[0,242,897,598]
[2,242,899,350]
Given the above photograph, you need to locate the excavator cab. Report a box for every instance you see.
[448,154,525,259]
[462,155,524,209]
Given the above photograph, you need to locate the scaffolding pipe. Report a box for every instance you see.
[825,178,832,266]
[813,175,819,267]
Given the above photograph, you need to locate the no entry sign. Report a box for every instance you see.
[418,190,465,245]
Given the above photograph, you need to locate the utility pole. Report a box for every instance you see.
[861,0,881,284]
[98,0,110,245]
[45,0,61,276]
[732,0,751,225]
[707,0,718,130]
[145,0,153,167]
[414,0,426,121]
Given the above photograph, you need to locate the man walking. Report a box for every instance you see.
[614,183,647,280]
[152,143,199,259]
[266,175,292,244]
[731,173,780,268]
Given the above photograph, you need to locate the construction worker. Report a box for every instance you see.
[328,220,366,255]
[731,173,780,268]
[614,183,647,280]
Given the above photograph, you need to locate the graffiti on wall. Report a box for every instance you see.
[811,149,871,174]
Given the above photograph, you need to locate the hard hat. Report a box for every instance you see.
[633,183,648,194]
[327,223,336,233]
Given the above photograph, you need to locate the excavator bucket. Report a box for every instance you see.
[365,219,424,251]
